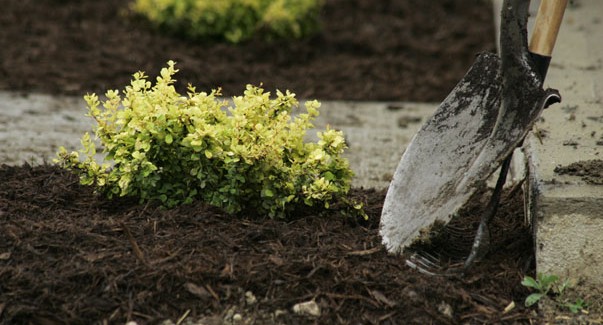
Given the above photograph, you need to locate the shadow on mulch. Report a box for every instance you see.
[0,0,495,101]
[0,164,540,324]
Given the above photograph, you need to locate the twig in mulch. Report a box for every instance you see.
[120,221,150,268]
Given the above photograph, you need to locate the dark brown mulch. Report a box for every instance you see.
[0,164,538,324]
[0,0,495,101]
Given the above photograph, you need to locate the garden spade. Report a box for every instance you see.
[380,0,567,270]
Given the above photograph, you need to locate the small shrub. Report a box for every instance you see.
[56,61,363,219]
[131,0,324,43]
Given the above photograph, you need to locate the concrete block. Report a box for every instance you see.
[524,0,603,288]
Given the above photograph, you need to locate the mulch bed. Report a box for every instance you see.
[1,164,537,324]
[0,0,495,101]
[0,0,545,324]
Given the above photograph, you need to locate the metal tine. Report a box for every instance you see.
[442,223,473,237]
[447,226,477,246]
[442,225,476,248]
[410,251,472,276]
[406,251,466,277]
[406,253,444,276]
[411,250,442,268]
[405,219,481,276]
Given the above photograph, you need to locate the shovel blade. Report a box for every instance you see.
[380,0,561,255]
[455,0,560,194]
[380,52,502,253]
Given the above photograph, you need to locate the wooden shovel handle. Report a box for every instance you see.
[529,0,568,57]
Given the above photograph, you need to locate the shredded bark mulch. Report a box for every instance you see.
[0,0,495,101]
[0,164,538,324]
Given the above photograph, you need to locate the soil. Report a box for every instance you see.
[554,159,603,185]
[0,0,495,101]
[0,0,556,324]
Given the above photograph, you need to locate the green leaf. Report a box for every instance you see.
[538,273,559,288]
[565,298,587,313]
[323,171,335,181]
[165,133,173,144]
[521,276,540,290]
[525,293,544,307]
[566,303,580,314]
[556,279,570,295]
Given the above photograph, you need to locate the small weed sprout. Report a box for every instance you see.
[56,61,365,219]
[522,273,588,313]
[522,273,561,307]
[564,298,588,314]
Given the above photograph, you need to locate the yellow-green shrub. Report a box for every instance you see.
[131,0,323,43]
[56,61,362,218]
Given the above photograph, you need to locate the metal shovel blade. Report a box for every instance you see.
[380,52,502,253]
[380,0,560,255]
[455,0,560,194]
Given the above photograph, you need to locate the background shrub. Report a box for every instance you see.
[56,61,361,218]
[131,0,324,43]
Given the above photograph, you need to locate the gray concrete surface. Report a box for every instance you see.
[312,101,436,189]
[0,91,435,189]
[0,91,95,165]
[520,0,603,292]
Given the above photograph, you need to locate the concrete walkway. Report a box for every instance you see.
[520,0,603,299]
[1,0,602,315]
